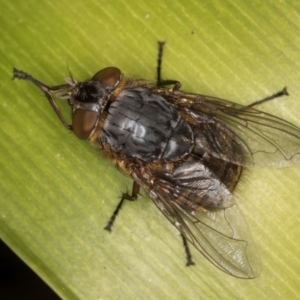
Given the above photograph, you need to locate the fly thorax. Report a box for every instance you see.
[99,87,194,162]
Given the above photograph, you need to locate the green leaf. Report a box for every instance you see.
[1,0,300,299]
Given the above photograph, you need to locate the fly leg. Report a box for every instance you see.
[157,41,165,84]
[104,181,140,232]
[247,87,289,108]
[181,234,195,266]
[156,41,181,91]
[12,68,72,130]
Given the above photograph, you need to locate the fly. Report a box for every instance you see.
[12,42,300,279]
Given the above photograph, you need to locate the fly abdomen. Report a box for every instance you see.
[100,87,193,162]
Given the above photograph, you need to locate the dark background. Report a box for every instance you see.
[0,239,60,300]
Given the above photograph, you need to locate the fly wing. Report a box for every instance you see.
[132,161,261,278]
[165,90,300,168]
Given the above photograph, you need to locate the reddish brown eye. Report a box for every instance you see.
[72,109,98,139]
[92,67,121,87]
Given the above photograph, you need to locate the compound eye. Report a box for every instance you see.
[92,67,121,87]
[72,109,98,139]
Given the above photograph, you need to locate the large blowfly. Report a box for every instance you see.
[12,42,300,279]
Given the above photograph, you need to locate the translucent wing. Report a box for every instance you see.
[160,89,300,168]
[132,161,261,278]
